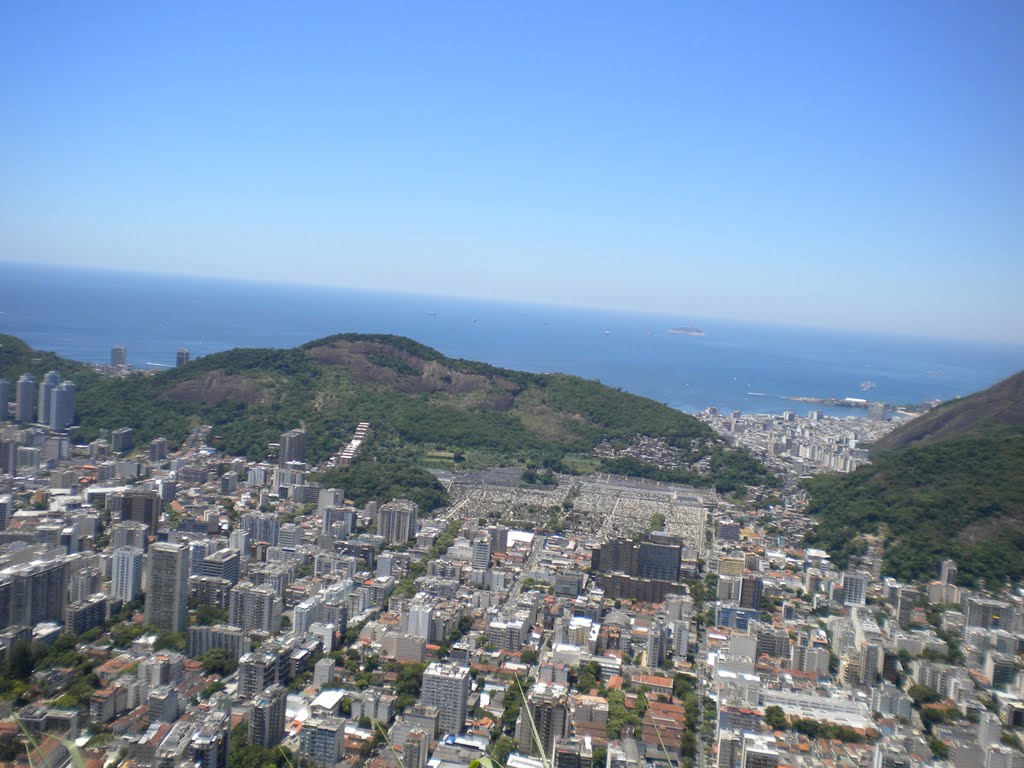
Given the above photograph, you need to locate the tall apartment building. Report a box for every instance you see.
[111,521,149,550]
[241,512,280,547]
[248,684,287,748]
[149,438,169,462]
[176,349,190,367]
[188,710,230,768]
[516,683,569,757]
[48,380,75,431]
[112,547,144,602]
[187,624,249,660]
[420,663,470,736]
[0,494,13,530]
[278,428,307,467]
[238,651,281,701]
[201,548,241,585]
[0,379,10,420]
[841,571,869,607]
[38,371,60,425]
[404,729,429,768]
[739,576,763,611]
[591,537,682,582]
[0,558,69,629]
[279,523,302,549]
[145,542,189,632]
[740,733,779,768]
[472,535,492,569]
[111,489,162,535]
[378,499,419,545]
[321,506,356,539]
[647,617,670,667]
[111,427,134,453]
[14,374,35,422]
[299,716,344,767]
[965,595,1014,630]
[110,346,127,368]
[229,582,282,634]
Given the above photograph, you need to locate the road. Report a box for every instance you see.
[504,532,544,609]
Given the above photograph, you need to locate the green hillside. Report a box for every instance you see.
[1,333,772,495]
[872,370,1024,451]
[805,370,1024,585]
[0,335,96,384]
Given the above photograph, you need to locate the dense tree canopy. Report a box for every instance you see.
[805,435,1024,584]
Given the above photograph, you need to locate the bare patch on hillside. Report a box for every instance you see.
[164,370,272,406]
[956,514,1024,545]
[306,340,520,406]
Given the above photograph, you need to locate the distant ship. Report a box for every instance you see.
[668,327,705,337]
[860,381,876,391]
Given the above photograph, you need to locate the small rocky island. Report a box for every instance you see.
[668,326,705,336]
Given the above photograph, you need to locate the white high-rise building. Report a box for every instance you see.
[38,371,60,425]
[229,529,250,554]
[15,374,35,422]
[841,571,869,607]
[145,542,189,632]
[112,547,144,602]
[50,379,76,430]
[405,595,434,640]
[421,663,470,736]
[472,536,491,569]
[741,733,779,768]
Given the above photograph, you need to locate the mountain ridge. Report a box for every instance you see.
[807,368,1024,584]
[1,332,772,495]
[872,370,1024,452]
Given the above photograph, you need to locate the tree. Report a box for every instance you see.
[200,648,238,677]
[492,735,516,765]
[908,684,943,706]
[764,705,788,730]
[8,640,33,680]
[928,736,950,759]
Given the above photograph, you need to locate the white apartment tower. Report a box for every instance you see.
[420,662,470,736]
[112,546,144,602]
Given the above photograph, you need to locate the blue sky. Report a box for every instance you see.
[1,2,1022,343]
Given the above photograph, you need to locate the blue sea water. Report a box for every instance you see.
[1,262,1021,419]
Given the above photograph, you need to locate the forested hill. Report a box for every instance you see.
[0,333,771,494]
[805,369,1024,585]
[871,370,1024,452]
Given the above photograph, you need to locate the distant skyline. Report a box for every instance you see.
[2,3,1022,344]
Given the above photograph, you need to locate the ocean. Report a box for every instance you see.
[1,262,1021,419]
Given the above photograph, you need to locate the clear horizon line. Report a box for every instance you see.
[3,258,1022,350]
